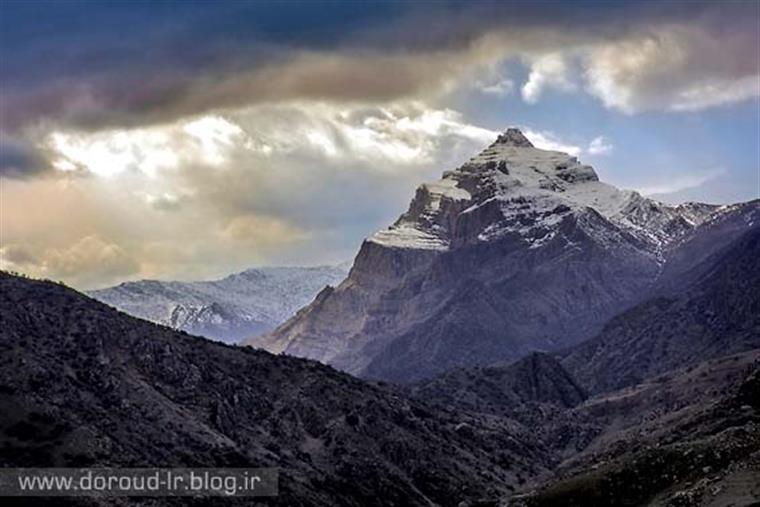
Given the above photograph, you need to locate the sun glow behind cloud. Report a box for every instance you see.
[42,103,500,180]
[46,115,249,178]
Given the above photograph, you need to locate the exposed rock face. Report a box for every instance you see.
[563,225,760,394]
[0,272,554,506]
[411,352,587,418]
[250,129,755,383]
[657,200,760,290]
[90,264,349,344]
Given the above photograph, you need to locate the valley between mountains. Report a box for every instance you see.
[2,129,759,506]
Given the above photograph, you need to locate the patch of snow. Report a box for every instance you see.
[370,224,449,251]
[421,178,471,212]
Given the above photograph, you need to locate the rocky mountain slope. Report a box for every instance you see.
[411,352,587,418]
[0,271,556,506]
[249,129,758,383]
[3,271,758,506]
[403,335,759,505]
[507,351,760,507]
[563,225,760,394]
[90,264,348,344]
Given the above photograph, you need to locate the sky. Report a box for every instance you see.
[1,0,759,289]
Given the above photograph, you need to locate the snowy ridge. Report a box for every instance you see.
[89,264,349,343]
[369,128,719,256]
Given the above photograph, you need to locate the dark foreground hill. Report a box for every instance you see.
[2,271,758,506]
[0,272,551,507]
[407,345,760,506]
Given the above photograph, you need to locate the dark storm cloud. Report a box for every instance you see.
[0,135,50,177]
[0,0,757,179]
[0,0,407,124]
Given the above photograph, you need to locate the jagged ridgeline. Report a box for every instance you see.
[3,128,759,507]
[250,128,760,383]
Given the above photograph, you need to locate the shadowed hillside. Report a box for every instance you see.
[0,272,552,506]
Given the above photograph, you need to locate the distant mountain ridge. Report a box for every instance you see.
[249,128,759,383]
[90,264,349,344]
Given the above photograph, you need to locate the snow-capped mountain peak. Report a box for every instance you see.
[369,128,718,255]
[256,127,758,383]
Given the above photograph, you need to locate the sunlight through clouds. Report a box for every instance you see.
[183,116,246,166]
[46,115,246,178]
[8,101,510,286]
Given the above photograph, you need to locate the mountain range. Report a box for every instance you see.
[90,264,349,344]
[3,127,759,506]
[563,225,760,394]
[248,129,759,383]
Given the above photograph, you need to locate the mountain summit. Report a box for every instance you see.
[494,127,534,147]
[248,129,758,383]
[369,127,717,255]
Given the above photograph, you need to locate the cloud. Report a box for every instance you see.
[219,215,308,247]
[2,1,758,288]
[634,167,726,196]
[521,129,582,156]
[587,136,613,155]
[145,192,185,212]
[522,130,614,158]
[0,244,39,266]
[668,75,760,112]
[40,103,497,178]
[0,48,492,137]
[43,115,249,178]
[1,236,139,289]
[476,76,515,97]
[511,21,759,112]
[521,53,576,103]
[584,24,759,113]
[1,1,756,145]
[2,101,503,288]
[0,135,51,177]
